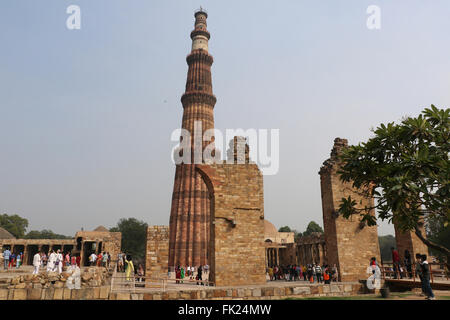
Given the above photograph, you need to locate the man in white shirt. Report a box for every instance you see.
[32,252,41,275]
[89,253,97,266]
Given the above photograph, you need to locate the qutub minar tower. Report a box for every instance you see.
[168,9,216,267]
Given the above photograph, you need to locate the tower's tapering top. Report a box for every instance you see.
[191,8,210,52]
[195,7,208,18]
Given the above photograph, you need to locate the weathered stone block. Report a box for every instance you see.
[143,293,153,300]
[53,288,63,300]
[344,284,353,292]
[71,289,82,300]
[180,292,191,300]
[45,288,55,300]
[252,289,261,297]
[330,285,340,293]
[93,287,100,299]
[63,288,72,300]
[262,288,274,296]
[293,287,311,295]
[99,286,110,299]
[168,291,178,299]
[284,287,293,295]
[190,291,199,299]
[131,293,140,300]
[0,289,8,300]
[274,287,284,296]
[13,289,27,300]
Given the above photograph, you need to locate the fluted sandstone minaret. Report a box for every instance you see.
[168,9,216,267]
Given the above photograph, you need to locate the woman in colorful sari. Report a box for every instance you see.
[125,255,134,281]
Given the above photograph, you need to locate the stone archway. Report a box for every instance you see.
[195,166,215,283]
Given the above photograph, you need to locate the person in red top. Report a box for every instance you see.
[76,255,81,267]
[391,247,403,279]
[97,253,103,267]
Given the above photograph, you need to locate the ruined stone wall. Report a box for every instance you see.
[145,226,169,283]
[394,225,429,263]
[198,163,266,287]
[320,138,381,282]
[74,231,121,264]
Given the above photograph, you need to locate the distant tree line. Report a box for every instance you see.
[278,221,324,242]
[0,213,71,239]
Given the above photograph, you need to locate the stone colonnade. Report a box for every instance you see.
[266,246,281,267]
[0,240,75,266]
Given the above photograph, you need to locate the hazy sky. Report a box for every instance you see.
[1,1,449,236]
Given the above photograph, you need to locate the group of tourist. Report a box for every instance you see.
[389,248,435,299]
[174,264,210,285]
[391,248,414,279]
[1,248,24,270]
[88,251,111,268]
[267,263,338,284]
[31,249,82,275]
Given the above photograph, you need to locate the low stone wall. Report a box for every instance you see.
[0,267,110,290]
[0,282,365,300]
[0,286,111,300]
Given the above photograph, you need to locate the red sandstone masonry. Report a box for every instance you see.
[169,11,216,268]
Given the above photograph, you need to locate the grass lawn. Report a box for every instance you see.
[286,291,448,300]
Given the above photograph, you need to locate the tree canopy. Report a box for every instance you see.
[278,226,291,232]
[337,105,449,263]
[110,218,148,263]
[24,229,72,239]
[302,221,324,237]
[0,214,28,238]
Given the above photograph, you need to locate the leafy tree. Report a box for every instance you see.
[24,229,72,239]
[110,218,148,263]
[378,235,397,263]
[427,214,450,260]
[302,221,324,237]
[0,214,28,238]
[337,105,450,267]
[278,226,291,232]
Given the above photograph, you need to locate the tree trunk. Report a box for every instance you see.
[414,227,450,271]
